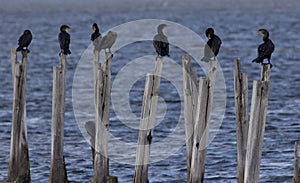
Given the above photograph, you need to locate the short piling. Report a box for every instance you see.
[189,61,217,183]
[50,54,68,183]
[133,57,163,183]
[182,55,198,181]
[8,49,31,182]
[234,58,248,183]
[244,65,270,183]
[294,141,299,183]
[93,52,116,183]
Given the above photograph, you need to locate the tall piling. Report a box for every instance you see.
[133,57,163,183]
[8,49,31,182]
[233,58,249,183]
[50,54,68,183]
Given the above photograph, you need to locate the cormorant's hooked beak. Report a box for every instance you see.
[256,30,261,34]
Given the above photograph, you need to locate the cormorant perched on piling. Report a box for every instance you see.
[58,25,71,55]
[16,29,32,53]
[91,23,102,51]
[98,31,117,52]
[153,24,170,57]
[201,28,222,62]
[252,29,275,68]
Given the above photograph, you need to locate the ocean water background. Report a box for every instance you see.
[0,1,300,182]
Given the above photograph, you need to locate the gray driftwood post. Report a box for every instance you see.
[93,52,117,183]
[182,55,198,182]
[234,58,249,183]
[50,54,68,183]
[244,65,270,183]
[294,141,299,183]
[189,61,217,183]
[8,49,31,182]
[133,57,163,183]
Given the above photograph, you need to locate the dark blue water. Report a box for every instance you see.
[0,9,300,182]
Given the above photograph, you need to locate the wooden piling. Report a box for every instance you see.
[244,65,270,183]
[50,54,68,183]
[8,49,31,182]
[189,61,217,183]
[93,52,113,183]
[234,58,249,183]
[294,141,299,183]
[133,57,163,183]
[182,55,198,182]
[189,77,209,183]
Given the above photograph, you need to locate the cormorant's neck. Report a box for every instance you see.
[158,29,164,35]
[263,34,269,41]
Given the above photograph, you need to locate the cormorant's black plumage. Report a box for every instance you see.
[153,24,170,57]
[202,28,222,62]
[58,25,71,55]
[91,23,101,41]
[252,29,275,67]
[16,29,32,53]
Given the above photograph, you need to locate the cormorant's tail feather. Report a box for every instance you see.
[16,47,22,52]
[252,58,262,63]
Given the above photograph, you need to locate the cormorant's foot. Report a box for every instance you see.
[167,54,170,57]
[66,49,71,55]
[26,49,30,53]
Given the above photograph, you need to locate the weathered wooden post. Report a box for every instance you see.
[182,55,198,182]
[133,57,163,183]
[294,141,299,183]
[244,65,270,183]
[93,52,118,183]
[50,54,68,183]
[233,58,248,183]
[8,49,31,182]
[189,61,217,183]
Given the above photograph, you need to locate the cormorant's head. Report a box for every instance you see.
[205,28,214,39]
[60,25,71,32]
[24,29,31,35]
[257,29,269,40]
[157,24,168,34]
[92,23,99,32]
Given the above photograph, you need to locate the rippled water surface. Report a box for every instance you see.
[0,8,300,183]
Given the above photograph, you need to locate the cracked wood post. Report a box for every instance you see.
[93,52,118,183]
[182,55,198,182]
[294,141,299,183]
[50,54,68,183]
[189,61,217,183]
[8,49,31,182]
[244,65,270,183]
[234,58,248,183]
[133,57,163,183]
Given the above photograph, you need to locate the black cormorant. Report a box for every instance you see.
[91,23,101,41]
[58,25,71,55]
[91,23,102,50]
[16,29,32,53]
[153,24,170,57]
[201,27,222,62]
[252,29,275,67]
